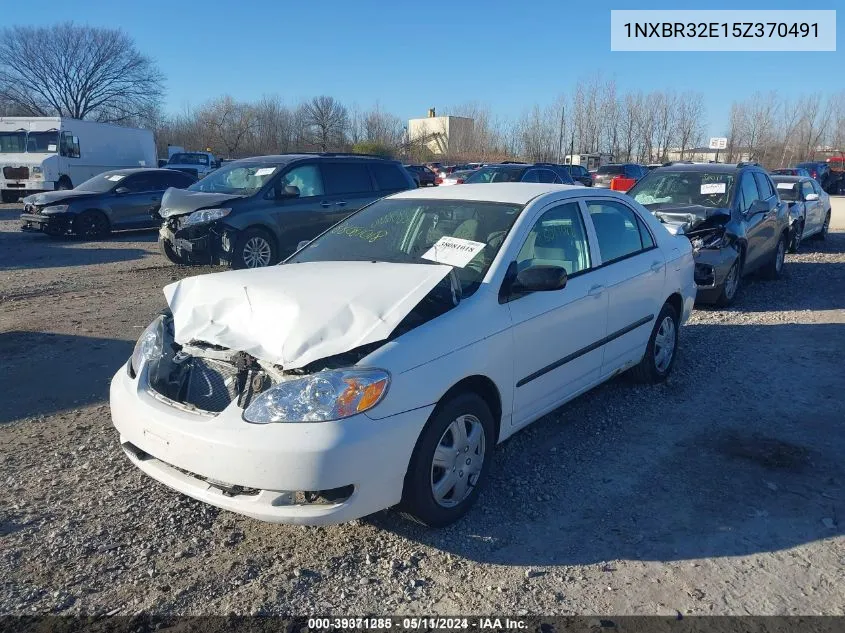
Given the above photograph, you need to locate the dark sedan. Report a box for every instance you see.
[404,164,437,186]
[20,169,196,238]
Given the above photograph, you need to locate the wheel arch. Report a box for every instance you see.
[435,375,502,444]
[665,292,683,320]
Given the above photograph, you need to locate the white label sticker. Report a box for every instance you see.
[776,182,795,190]
[700,183,726,194]
[421,236,486,268]
[254,167,275,176]
[47,144,57,152]
[106,175,125,182]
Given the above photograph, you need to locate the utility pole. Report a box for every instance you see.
[557,104,565,164]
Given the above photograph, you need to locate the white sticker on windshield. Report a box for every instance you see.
[701,183,726,194]
[106,175,125,181]
[254,167,275,176]
[47,144,57,152]
[776,182,795,190]
[421,236,486,268]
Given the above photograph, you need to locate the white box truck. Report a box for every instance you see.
[0,117,156,202]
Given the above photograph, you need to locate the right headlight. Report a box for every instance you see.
[243,369,390,424]
[182,207,231,226]
[129,316,165,375]
[42,204,68,214]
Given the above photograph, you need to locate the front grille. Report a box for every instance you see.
[3,166,29,180]
[184,358,240,412]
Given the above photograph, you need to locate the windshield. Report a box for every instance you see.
[464,167,525,183]
[77,172,126,193]
[597,165,624,175]
[188,163,277,195]
[0,131,59,154]
[773,180,799,201]
[170,152,209,165]
[289,198,524,295]
[631,171,735,209]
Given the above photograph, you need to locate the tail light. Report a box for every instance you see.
[811,171,818,178]
[456,178,464,184]
[435,177,443,185]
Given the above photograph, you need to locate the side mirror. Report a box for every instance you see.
[114,187,130,195]
[512,265,568,294]
[277,185,300,199]
[804,193,819,201]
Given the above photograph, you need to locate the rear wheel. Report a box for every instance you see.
[400,392,495,527]
[56,177,73,191]
[231,227,277,269]
[762,233,787,280]
[813,211,831,241]
[73,210,110,239]
[630,302,679,383]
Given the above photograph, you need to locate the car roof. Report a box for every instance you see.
[390,183,592,205]
[770,175,805,182]
[102,168,185,176]
[651,163,755,174]
[228,153,398,166]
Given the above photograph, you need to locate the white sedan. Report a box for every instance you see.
[111,184,696,527]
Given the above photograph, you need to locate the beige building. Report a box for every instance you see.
[408,110,474,156]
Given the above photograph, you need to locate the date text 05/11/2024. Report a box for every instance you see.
[623,22,818,39]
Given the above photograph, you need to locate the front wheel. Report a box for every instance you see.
[400,393,495,527]
[158,236,189,265]
[630,302,679,384]
[73,210,110,239]
[231,227,277,269]
[788,221,803,253]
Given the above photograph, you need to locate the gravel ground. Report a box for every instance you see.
[1,199,844,617]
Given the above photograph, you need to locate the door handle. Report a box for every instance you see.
[650,261,664,272]
[587,284,605,297]
[320,201,332,209]
[335,201,348,207]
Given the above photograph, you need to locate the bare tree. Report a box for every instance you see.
[675,91,705,160]
[0,22,163,123]
[302,96,349,151]
[196,96,256,157]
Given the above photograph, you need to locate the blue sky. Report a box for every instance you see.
[4,0,842,136]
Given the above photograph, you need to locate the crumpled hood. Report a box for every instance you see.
[24,189,96,206]
[158,187,243,218]
[646,204,731,234]
[163,260,454,369]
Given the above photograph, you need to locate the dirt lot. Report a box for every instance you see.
[1,198,844,617]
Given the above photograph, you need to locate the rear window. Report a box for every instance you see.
[464,167,526,183]
[597,165,624,175]
[774,180,799,201]
[322,162,373,195]
[371,163,410,191]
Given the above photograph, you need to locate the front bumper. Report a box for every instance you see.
[1,179,53,192]
[20,211,72,234]
[159,220,236,265]
[109,362,432,525]
[692,245,739,302]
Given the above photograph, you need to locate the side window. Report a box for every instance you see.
[636,214,655,248]
[61,131,80,158]
[753,172,773,199]
[521,170,541,183]
[515,202,591,276]
[322,162,374,195]
[801,181,815,199]
[165,172,195,189]
[280,164,324,197]
[739,174,758,212]
[810,179,822,194]
[121,174,154,193]
[587,200,650,263]
[537,169,557,184]
[371,163,409,191]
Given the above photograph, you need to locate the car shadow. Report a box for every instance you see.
[371,322,845,566]
[0,229,158,270]
[0,331,133,424]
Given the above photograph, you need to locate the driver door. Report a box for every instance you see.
[109,173,162,228]
[265,163,335,254]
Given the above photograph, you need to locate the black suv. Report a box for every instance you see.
[463,163,574,185]
[157,153,415,268]
[795,162,834,192]
[627,162,790,306]
[562,163,592,186]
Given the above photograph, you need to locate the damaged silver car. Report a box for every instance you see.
[628,162,790,306]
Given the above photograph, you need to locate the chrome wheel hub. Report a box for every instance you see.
[653,316,676,374]
[775,239,785,272]
[242,237,272,268]
[430,415,485,508]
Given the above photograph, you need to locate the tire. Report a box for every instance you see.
[56,177,73,191]
[158,236,188,265]
[788,221,803,253]
[713,250,743,308]
[630,302,679,384]
[812,210,831,241]
[762,233,787,280]
[73,210,110,239]
[231,227,277,269]
[1,190,17,203]
[400,392,495,527]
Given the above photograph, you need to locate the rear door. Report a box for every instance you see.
[802,180,822,234]
[109,172,161,228]
[584,197,665,376]
[752,171,780,258]
[265,162,335,252]
[321,161,377,223]
[737,172,766,272]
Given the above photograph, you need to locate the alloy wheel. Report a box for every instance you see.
[775,238,785,274]
[723,261,739,301]
[242,236,272,268]
[653,316,676,374]
[430,414,486,508]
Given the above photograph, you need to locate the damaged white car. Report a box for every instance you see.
[110,184,696,527]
